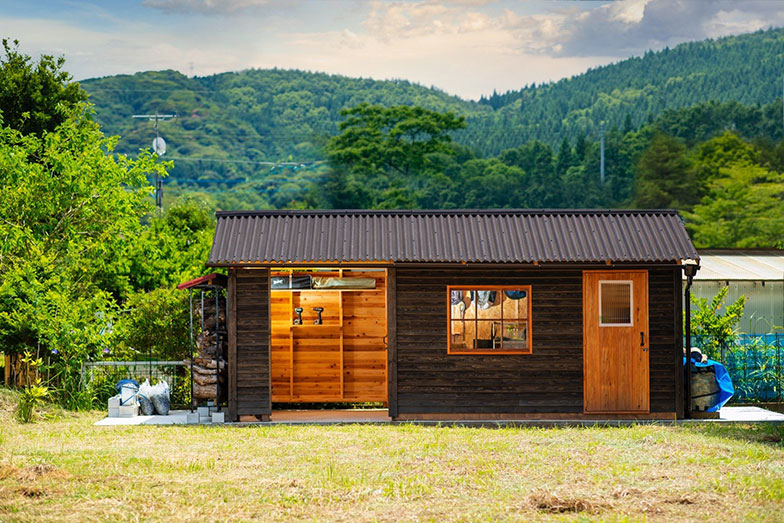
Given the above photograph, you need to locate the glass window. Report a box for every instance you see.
[448,286,532,354]
[599,281,633,326]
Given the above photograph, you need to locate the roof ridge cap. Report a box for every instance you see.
[215,208,680,218]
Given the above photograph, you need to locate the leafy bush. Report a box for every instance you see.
[115,288,190,362]
[17,382,48,423]
[15,351,48,423]
[691,286,745,360]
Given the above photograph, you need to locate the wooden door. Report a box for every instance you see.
[583,271,649,413]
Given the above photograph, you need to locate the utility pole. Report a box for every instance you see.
[132,113,176,209]
[600,121,605,184]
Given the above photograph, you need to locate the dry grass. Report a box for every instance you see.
[0,387,782,522]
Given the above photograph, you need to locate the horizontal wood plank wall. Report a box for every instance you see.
[648,267,680,414]
[395,267,679,416]
[235,269,271,417]
[269,270,387,403]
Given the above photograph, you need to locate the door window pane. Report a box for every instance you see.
[600,281,632,325]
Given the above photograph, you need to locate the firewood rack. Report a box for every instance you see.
[177,273,228,413]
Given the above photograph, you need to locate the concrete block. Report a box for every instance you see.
[211,411,225,424]
[118,404,139,418]
[108,407,119,418]
[108,395,120,409]
[186,412,200,424]
[197,406,210,417]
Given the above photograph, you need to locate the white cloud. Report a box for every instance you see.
[6,16,251,82]
[5,0,784,100]
[608,0,650,24]
[272,14,607,99]
[517,0,784,57]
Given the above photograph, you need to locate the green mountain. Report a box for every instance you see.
[82,69,489,185]
[470,27,784,155]
[82,27,784,197]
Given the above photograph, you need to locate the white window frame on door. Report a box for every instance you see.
[598,280,634,327]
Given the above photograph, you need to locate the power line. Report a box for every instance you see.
[115,152,325,168]
[167,177,322,185]
[164,156,324,167]
[118,118,333,139]
[86,88,212,93]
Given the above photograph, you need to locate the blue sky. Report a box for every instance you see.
[3,0,783,99]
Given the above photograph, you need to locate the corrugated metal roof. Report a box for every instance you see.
[207,209,698,266]
[689,250,784,281]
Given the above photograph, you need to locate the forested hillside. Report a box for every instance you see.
[314,100,784,249]
[76,27,784,248]
[84,27,784,172]
[82,70,488,185]
[472,27,784,154]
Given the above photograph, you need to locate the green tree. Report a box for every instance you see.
[127,197,215,292]
[499,141,558,207]
[633,133,700,208]
[0,112,165,407]
[115,288,190,361]
[685,132,784,248]
[327,103,466,177]
[556,136,574,176]
[460,158,526,208]
[686,163,784,248]
[0,39,87,136]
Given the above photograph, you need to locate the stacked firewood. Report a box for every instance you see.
[186,296,228,401]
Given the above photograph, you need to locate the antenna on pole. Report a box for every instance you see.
[132,112,177,209]
[600,121,605,184]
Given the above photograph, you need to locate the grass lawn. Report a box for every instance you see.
[0,389,782,521]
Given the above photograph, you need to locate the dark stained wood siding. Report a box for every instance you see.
[395,266,681,415]
[235,268,271,417]
[648,267,680,414]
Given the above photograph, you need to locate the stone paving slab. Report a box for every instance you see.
[95,410,196,426]
[717,406,784,422]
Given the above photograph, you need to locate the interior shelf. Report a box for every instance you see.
[290,323,342,328]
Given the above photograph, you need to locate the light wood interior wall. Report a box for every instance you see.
[270,269,388,403]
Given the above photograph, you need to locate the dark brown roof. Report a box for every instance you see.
[207,209,698,266]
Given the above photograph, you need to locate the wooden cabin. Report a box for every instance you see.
[207,209,699,421]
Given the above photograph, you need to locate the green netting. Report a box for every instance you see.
[690,334,784,403]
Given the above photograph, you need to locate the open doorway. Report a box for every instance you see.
[269,268,388,417]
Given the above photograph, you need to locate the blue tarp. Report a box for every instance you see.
[684,357,735,412]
